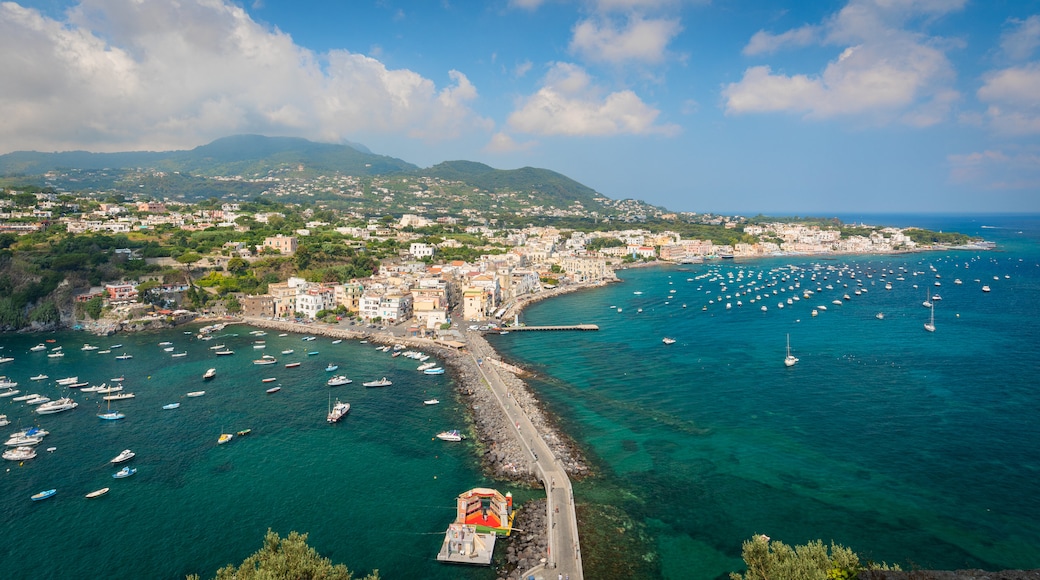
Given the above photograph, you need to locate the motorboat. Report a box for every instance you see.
[331,339,342,344]
[423,368,445,375]
[252,356,277,365]
[203,368,217,380]
[0,414,7,427]
[285,362,301,368]
[12,393,38,401]
[417,362,438,371]
[424,399,440,405]
[30,343,47,352]
[662,337,676,345]
[3,446,37,461]
[47,351,64,358]
[110,449,135,463]
[306,351,320,356]
[363,377,392,388]
[98,411,126,420]
[0,377,16,388]
[436,430,463,442]
[209,344,225,350]
[265,386,281,394]
[171,352,187,358]
[327,375,352,386]
[102,393,135,401]
[186,391,205,397]
[30,374,48,381]
[81,344,99,351]
[982,285,991,292]
[114,353,133,360]
[327,400,350,423]
[31,489,56,501]
[218,433,233,445]
[0,389,20,398]
[261,377,277,383]
[35,397,79,414]
[113,466,137,478]
[325,364,339,372]
[162,403,180,410]
[95,384,122,394]
[281,349,294,355]
[85,487,110,499]
[5,434,43,447]
[214,350,234,356]
[26,396,50,405]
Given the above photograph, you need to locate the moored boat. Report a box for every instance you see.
[36,397,79,414]
[363,377,392,388]
[252,356,277,365]
[327,400,350,423]
[31,489,56,501]
[3,446,37,461]
[423,367,445,375]
[265,386,281,394]
[162,403,180,410]
[113,466,136,478]
[110,449,135,463]
[285,362,301,368]
[218,433,233,445]
[102,393,135,401]
[662,337,676,345]
[261,377,277,383]
[327,375,352,386]
[436,429,463,442]
[85,487,109,499]
[325,364,339,372]
[424,399,440,405]
[203,368,216,380]
[186,391,205,397]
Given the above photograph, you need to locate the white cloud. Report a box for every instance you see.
[726,0,963,125]
[514,59,533,78]
[976,63,1040,134]
[948,149,1040,190]
[507,62,678,136]
[1001,15,1040,61]
[0,0,489,152]
[570,15,681,65]
[485,131,537,153]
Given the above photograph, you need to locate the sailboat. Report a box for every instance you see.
[784,334,799,367]
[98,392,125,420]
[924,302,936,333]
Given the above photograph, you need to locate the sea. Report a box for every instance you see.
[1,214,1038,580]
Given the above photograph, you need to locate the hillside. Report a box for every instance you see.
[422,160,606,209]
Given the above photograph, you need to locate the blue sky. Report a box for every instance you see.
[2,0,1039,214]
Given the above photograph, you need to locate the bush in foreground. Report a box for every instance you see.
[187,530,379,580]
[730,535,899,580]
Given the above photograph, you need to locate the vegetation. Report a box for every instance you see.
[186,529,378,580]
[903,228,971,246]
[730,535,899,580]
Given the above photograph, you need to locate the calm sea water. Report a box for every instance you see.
[491,214,1040,578]
[0,329,514,580]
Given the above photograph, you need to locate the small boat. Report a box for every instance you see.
[31,489,57,501]
[331,339,342,344]
[327,399,350,423]
[982,285,991,292]
[281,349,294,355]
[875,312,885,320]
[30,343,47,352]
[85,487,110,499]
[436,430,463,442]
[327,375,352,386]
[278,333,288,337]
[306,351,319,356]
[214,350,234,356]
[102,393,135,401]
[110,376,124,382]
[3,446,38,461]
[424,399,440,405]
[158,342,172,346]
[98,412,126,420]
[265,386,281,394]
[253,356,277,365]
[261,377,277,383]
[171,352,187,358]
[109,344,122,349]
[218,433,233,445]
[30,374,48,381]
[325,364,339,372]
[302,336,317,341]
[209,344,225,350]
[203,368,217,380]
[784,334,799,367]
[423,367,445,375]
[162,403,180,410]
[285,362,301,368]
[662,337,676,345]
[163,347,175,352]
[186,391,205,397]
[113,466,136,478]
[417,362,437,371]
[5,434,43,447]
[0,389,21,398]
[26,396,51,405]
[363,377,392,388]
[97,350,111,354]
[114,353,133,360]
[47,351,64,358]
[81,344,99,351]
[236,429,251,436]
[110,449,135,463]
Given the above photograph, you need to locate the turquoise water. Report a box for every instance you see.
[0,331,509,579]
[491,215,1040,577]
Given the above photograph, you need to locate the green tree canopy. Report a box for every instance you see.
[187,530,377,580]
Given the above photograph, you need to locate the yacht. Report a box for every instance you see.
[35,397,79,415]
[55,376,79,386]
[327,400,350,423]
[3,446,37,461]
[110,449,135,463]
[327,375,352,386]
[363,377,392,388]
[30,343,47,352]
[5,434,43,447]
[436,430,463,442]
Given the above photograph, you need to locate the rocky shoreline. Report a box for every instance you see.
[498,499,549,580]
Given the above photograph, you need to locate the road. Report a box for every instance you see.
[464,332,583,580]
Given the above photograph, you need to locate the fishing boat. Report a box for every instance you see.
[327,375,352,386]
[424,399,440,405]
[36,397,78,415]
[162,403,180,410]
[203,368,216,380]
[924,302,936,333]
[3,446,37,461]
[85,487,109,499]
[325,364,339,372]
[784,334,799,367]
[363,377,392,388]
[110,449,135,463]
[218,433,233,445]
[265,386,281,394]
[436,430,463,442]
[423,367,445,375]
[186,391,205,397]
[31,489,56,501]
[327,397,350,423]
[113,466,136,478]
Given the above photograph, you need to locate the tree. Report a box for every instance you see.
[225,295,242,314]
[177,252,202,265]
[84,295,105,320]
[187,529,378,580]
[729,535,898,580]
[226,257,249,275]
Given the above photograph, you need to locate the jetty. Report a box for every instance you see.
[504,324,599,332]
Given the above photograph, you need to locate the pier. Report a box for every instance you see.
[504,324,599,332]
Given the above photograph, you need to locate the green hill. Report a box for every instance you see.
[423,160,605,209]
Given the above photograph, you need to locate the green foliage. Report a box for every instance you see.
[225,295,242,314]
[730,536,899,580]
[176,251,202,264]
[586,236,624,250]
[903,228,971,246]
[28,301,60,325]
[83,295,104,320]
[188,529,378,580]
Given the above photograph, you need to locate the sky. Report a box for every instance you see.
[1,0,1039,215]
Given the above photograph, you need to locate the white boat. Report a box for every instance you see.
[186,391,205,397]
[924,303,936,333]
[162,403,180,410]
[158,341,172,346]
[331,339,342,344]
[102,393,135,401]
[436,430,463,442]
[110,449,135,463]
[113,466,137,478]
[784,334,799,367]
[163,347,175,352]
[35,397,78,414]
[327,375,352,386]
[662,337,676,345]
[5,435,43,447]
[96,384,123,394]
[875,312,885,320]
[982,285,991,292]
[0,414,7,427]
[0,389,19,398]
[85,487,110,499]
[12,393,38,401]
[26,396,50,405]
[424,399,440,405]
[214,350,234,356]
[281,349,294,355]
[203,368,216,380]
[115,353,133,360]
[209,344,225,350]
[218,433,233,445]
[423,367,445,375]
[171,352,187,357]
[47,352,64,358]
[3,446,37,461]
[252,356,277,365]
[97,350,111,354]
[55,376,79,386]
[327,399,350,423]
[30,344,47,352]
[266,386,281,394]
[81,344,99,351]
[30,374,48,381]
[363,377,392,388]
[417,362,438,371]
[0,378,16,388]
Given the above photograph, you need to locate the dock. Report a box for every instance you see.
[504,324,598,332]
[436,523,497,565]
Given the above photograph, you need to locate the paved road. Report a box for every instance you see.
[464,333,583,580]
